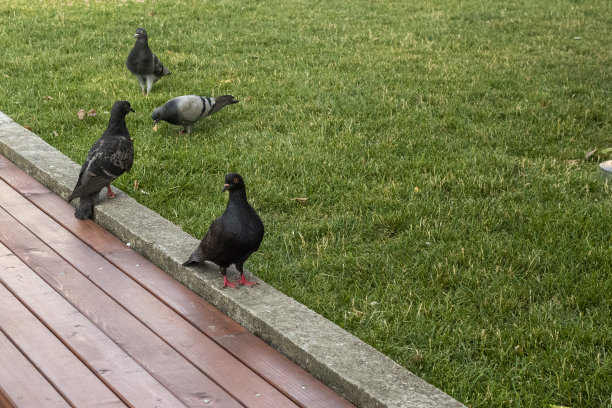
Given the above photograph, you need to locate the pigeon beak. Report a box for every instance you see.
[222,184,230,192]
[130,108,135,113]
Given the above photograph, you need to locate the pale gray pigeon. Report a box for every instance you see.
[126,27,171,95]
[152,95,238,134]
[183,173,264,289]
[68,101,135,220]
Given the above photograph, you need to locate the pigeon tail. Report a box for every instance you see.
[75,194,96,220]
[182,250,203,266]
[210,95,239,115]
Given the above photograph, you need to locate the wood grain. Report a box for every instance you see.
[0,329,71,408]
[0,249,125,408]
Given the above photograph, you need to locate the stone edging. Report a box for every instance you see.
[0,111,465,408]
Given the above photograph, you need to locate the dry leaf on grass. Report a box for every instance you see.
[52,131,59,137]
[44,95,54,100]
[585,149,597,160]
[78,108,97,120]
[23,125,32,131]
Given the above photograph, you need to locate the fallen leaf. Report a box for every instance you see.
[148,10,154,16]
[88,108,97,117]
[585,149,597,159]
[77,109,87,120]
[153,123,158,132]
[52,130,59,137]
[133,179,139,190]
[414,186,420,192]
[291,197,308,202]
[44,95,55,100]
[23,125,32,131]
[245,97,252,102]
[220,78,234,84]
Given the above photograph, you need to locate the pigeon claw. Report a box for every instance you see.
[106,185,116,198]
[223,276,238,289]
[236,274,257,287]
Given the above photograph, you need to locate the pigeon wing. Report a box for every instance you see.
[152,53,170,77]
[68,138,132,200]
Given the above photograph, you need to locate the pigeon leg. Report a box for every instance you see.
[146,76,154,96]
[223,276,238,289]
[237,274,257,287]
[179,127,187,135]
[105,185,116,198]
[235,265,256,287]
[221,268,238,289]
[138,77,146,94]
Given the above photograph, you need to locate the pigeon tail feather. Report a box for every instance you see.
[182,250,203,266]
[75,195,96,220]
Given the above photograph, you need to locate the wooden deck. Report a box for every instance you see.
[0,155,354,408]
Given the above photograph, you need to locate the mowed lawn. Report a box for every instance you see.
[0,1,610,407]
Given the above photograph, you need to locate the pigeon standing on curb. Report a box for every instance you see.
[68,101,135,220]
[152,95,238,134]
[126,27,171,95]
[183,173,264,289]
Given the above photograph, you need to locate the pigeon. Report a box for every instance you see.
[68,101,135,220]
[183,173,264,289]
[152,95,238,134]
[125,27,171,95]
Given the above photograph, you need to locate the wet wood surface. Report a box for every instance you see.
[0,154,355,408]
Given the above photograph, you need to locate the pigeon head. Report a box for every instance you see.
[151,107,161,124]
[222,173,245,192]
[111,101,135,117]
[134,27,148,39]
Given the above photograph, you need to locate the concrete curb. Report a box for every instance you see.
[0,111,466,408]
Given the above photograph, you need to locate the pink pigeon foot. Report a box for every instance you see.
[223,276,238,289]
[236,274,257,287]
[106,185,116,198]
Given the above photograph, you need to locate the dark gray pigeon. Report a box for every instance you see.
[125,27,171,95]
[152,95,238,134]
[183,173,264,289]
[68,101,135,220]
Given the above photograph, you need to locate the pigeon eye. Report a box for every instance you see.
[233,177,239,184]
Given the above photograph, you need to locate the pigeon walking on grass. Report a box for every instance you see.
[126,27,171,95]
[183,173,264,289]
[68,101,135,220]
[152,95,238,134]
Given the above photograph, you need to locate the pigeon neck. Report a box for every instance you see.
[228,188,248,204]
[136,36,149,47]
[107,113,128,134]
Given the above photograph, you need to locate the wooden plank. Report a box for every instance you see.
[0,154,356,408]
[0,244,187,408]
[0,253,125,408]
[0,181,300,408]
[0,209,241,408]
[0,329,71,408]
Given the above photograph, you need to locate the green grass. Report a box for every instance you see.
[1,1,611,407]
